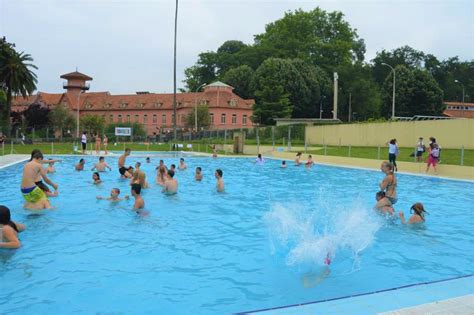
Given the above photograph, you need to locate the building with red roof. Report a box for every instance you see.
[12,71,255,135]
[443,102,474,118]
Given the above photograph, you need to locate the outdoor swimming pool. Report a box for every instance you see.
[0,155,473,314]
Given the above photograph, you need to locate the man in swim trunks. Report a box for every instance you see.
[21,150,53,210]
[162,169,178,194]
[91,156,111,172]
[215,169,224,192]
[118,148,131,178]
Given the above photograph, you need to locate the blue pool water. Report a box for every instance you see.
[0,155,473,314]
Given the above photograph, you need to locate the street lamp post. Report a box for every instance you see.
[172,0,179,140]
[194,83,207,132]
[454,79,465,117]
[382,63,396,119]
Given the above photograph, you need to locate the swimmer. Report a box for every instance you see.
[91,156,111,172]
[118,148,131,177]
[281,160,287,168]
[21,150,52,210]
[155,159,165,170]
[305,155,314,168]
[399,203,428,224]
[46,160,56,174]
[156,165,167,186]
[30,150,59,198]
[75,158,85,171]
[295,152,302,166]
[92,172,102,185]
[178,158,187,170]
[162,169,178,194]
[195,167,203,181]
[131,183,144,210]
[146,157,151,163]
[0,205,26,249]
[215,169,224,192]
[96,188,129,202]
[170,164,176,172]
[255,154,264,164]
[378,161,398,205]
[131,162,149,188]
[374,191,394,215]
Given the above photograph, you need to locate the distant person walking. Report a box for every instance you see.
[429,137,441,163]
[386,139,399,171]
[426,143,440,174]
[81,131,87,154]
[416,137,425,162]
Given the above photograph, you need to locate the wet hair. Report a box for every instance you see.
[196,167,202,172]
[131,183,141,195]
[125,148,131,153]
[216,169,223,177]
[112,188,120,195]
[79,158,85,163]
[159,160,164,164]
[376,191,386,199]
[282,160,286,165]
[146,157,150,161]
[136,162,141,167]
[99,156,104,161]
[93,172,100,180]
[410,203,428,220]
[170,164,176,169]
[0,205,18,232]
[30,149,44,161]
[167,169,175,178]
[180,158,184,162]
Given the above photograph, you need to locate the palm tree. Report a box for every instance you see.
[0,40,38,134]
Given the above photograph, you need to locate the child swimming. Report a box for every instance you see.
[0,205,26,249]
[280,160,287,168]
[75,159,85,171]
[131,184,145,210]
[399,203,428,224]
[46,161,56,174]
[195,167,203,181]
[96,188,129,202]
[215,169,224,192]
[374,191,394,215]
[92,172,102,185]
[305,155,314,168]
[178,158,187,170]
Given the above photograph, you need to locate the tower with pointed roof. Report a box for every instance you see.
[60,71,92,97]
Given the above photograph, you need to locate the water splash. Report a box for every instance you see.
[264,200,382,267]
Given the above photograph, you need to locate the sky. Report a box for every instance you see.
[1,0,473,94]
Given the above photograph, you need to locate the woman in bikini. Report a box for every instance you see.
[103,135,108,155]
[376,161,398,209]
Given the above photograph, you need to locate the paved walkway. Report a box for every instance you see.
[0,154,29,168]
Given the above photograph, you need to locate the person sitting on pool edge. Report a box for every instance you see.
[131,184,144,210]
[75,159,85,171]
[178,158,187,170]
[399,203,428,224]
[0,205,26,249]
[374,191,394,215]
[21,150,53,210]
[92,172,102,185]
[118,148,132,178]
[91,156,111,172]
[162,169,178,194]
[96,188,129,202]
[195,167,203,181]
[215,169,224,192]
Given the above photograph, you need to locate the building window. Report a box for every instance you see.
[144,114,148,123]
[153,114,157,123]
[118,114,123,123]
[243,115,247,125]
[221,113,226,124]
[109,114,114,122]
[134,114,139,123]
[162,114,166,124]
[232,114,237,125]
[126,115,131,123]
[210,113,214,124]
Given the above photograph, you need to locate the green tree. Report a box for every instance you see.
[381,66,443,117]
[49,105,75,140]
[0,39,38,133]
[23,103,50,128]
[221,65,255,99]
[185,105,210,130]
[253,85,291,125]
[80,114,105,135]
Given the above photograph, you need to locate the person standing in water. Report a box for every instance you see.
[118,148,132,178]
[0,205,26,249]
[178,158,187,170]
[305,155,314,168]
[377,161,398,207]
[75,159,85,171]
[386,139,399,171]
[195,167,203,181]
[91,156,111,172]
[20,150,53,210]
[162,169,178,194]
[131,184,144,210]
[215,169,224,192]
[399,203,427,224]
[295,152,302,166]
[255,154,264,165]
